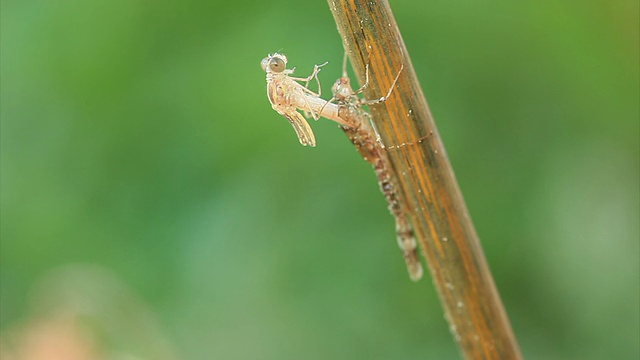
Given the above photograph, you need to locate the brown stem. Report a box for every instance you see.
[327,1,523,359]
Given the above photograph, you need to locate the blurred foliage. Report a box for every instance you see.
[1,0,638,359]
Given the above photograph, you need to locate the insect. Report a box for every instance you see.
[261,52,425,281]
[262,53,352,147]
[325,55,424,281]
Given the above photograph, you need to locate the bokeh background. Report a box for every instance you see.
[2,0,638,359]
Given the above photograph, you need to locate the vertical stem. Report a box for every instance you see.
[327,1,522,359]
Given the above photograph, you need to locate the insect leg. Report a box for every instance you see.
[380,131,434,150]
[358,62,404,106]
[290,61,328,97]
[351,64,371,96]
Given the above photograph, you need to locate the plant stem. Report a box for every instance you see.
[327,1,523,358]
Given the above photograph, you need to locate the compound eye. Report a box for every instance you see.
[261,57,269,71]
[331,82,339,95]
[269,57,286,73]
[338,86,351,98]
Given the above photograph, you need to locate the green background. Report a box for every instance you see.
[2,0,638,359]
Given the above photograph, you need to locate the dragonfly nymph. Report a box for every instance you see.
[262,53,423,281]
